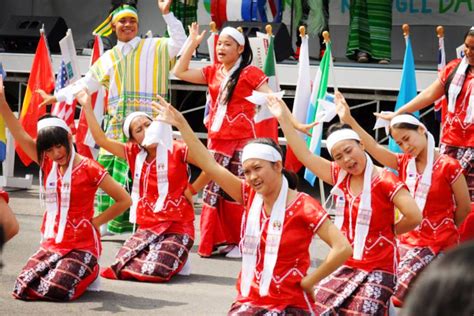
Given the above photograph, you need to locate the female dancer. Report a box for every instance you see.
[77,89,203,281]
[265,95,422,315]
[335,92,470,306]
[376,28,474,242]
[0,77,131,301]
[174,23,309,257]
[153,95,352,314]
[174,23,272,257]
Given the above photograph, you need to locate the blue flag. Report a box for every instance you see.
[389,35,418,153]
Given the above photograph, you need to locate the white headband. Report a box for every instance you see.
[326,129,361,155]
[123,111,152,138]
[220,27,245,46]
[37,117,71,134]
[241,143,282,164]
[390,114,423,128]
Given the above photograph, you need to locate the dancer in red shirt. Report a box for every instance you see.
[153,95,352,315]
[0,77,131,301]
[337,92,470,307]
[265,95,422,315]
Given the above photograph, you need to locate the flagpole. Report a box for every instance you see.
[323,31,338,93]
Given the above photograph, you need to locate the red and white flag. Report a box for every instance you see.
[75,36,106,159]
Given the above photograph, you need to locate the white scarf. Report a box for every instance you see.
[241,176,288,297]
[447,56,474,123]
[211,57,242,132]
[129,121,173,223]
[330,154,373,260]
[405,131,435,214]
[43,147,76,243]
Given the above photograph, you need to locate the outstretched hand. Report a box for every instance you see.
[265,95,318,136]
[373,111,396,121]
[151,95,186,128]
[335,91,352,123]
[300,276,316,302]
[188,22,207,45]
[36,89,57,108]
[75,89,91,108]
[158,0,172,14]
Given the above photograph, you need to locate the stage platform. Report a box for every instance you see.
[1,52,438,101]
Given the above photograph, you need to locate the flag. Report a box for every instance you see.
[285,33,311,172]
[52,30,80,133]
[304,40,335,186]
[388,35,418,153]
[76,35,106,159]
[255,35,279,142]
[17,32,55,166]
[434,34,446,122]
[207,31,219,65]
[52,60,77,133]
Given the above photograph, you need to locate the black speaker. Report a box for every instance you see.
[222,21,293,62]
[0,15,68,53]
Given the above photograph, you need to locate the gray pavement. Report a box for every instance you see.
[0,184,330,315]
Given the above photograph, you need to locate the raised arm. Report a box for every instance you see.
[75,89,126,159]
[0,76,38,163]
[335,92,398,169]
[173,22,207,84]
[375,80,445,121]
[153,95,243,203]
[392,188,423,234]
[266,96,334,185]
[158,0,187,58]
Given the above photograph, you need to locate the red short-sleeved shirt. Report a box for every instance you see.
[438,59,474,146]
[396,153,463,252]
[331,163,405,273]
[234,181,329,311]
[125,141,194,238]
[202,64,268,140]
[40,157,107,256]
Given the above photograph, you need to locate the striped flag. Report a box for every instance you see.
[434,34,446,122]
[76,35,106,159]
[285,33,311,172]
[52,60,77,133]
[388,34,418,153]
[304,40,335,185]
[255,34,279,142]
[52,29,80,133]
[17,32,55,166]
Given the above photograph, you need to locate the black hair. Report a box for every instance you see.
[109,0,138,14]
[222,34,253,105]
[36,115,72,166]
[245,137,298,190]
[388,113,422,137]
[327,122,356,136]
[401,241,474,316]
[444,28,474,98]
[463,27,474,41]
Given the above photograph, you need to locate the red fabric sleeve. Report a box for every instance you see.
[241,66,268,89]
[299,194,329,234]
[0,190,9,203]
[85,159,108,186]
[443,156,464,185]
[380,169,407,202]
[202,64,217,84]
[439,59,462,87]
[124,142,142,175]
[172,140,188,163]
